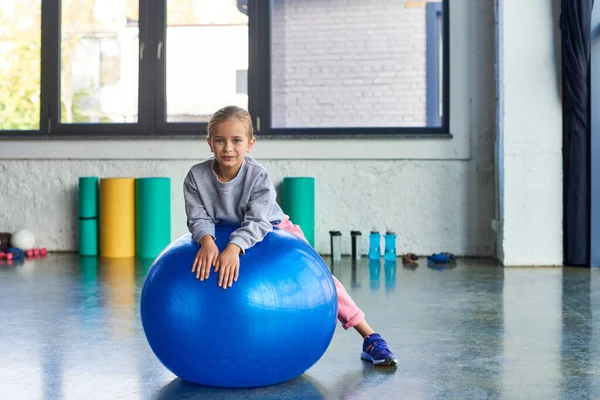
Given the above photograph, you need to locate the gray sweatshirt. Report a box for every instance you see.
[183,156,284,253]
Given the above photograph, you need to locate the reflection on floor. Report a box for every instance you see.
[1,255,599,399]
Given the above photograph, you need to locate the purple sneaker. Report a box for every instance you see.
[361,333,398,366]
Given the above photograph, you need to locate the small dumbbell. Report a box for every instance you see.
[26,248,47,258]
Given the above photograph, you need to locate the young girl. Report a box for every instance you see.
[183,105,397,367]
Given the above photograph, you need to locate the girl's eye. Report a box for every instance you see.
[234,139,242,143]
[215,139,223,143]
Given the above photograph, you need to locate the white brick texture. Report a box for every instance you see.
[271,0,428,128]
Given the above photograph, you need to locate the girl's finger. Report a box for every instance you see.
[204,255,213,280]
[224,265,231,288]
[234,266,239,282]
[227,269,234,287]
[223,268,230,288]
[193,253,202,273]
[213,255,220,273]
[219,265,227,287]
[196,259,206,281]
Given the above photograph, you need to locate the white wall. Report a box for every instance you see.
[497,0,563,266]
[271,0,428,128]
[0,0,496,258]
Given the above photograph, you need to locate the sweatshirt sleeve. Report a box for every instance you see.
[229,172,276,254]
[183,170,215,244]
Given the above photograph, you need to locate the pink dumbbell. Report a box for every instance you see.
[26,248,47,258]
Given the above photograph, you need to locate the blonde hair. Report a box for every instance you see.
[207,106,254,140]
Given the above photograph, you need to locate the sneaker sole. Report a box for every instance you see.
[361,351,398,366]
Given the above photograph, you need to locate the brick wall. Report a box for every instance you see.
[271,0,428,128]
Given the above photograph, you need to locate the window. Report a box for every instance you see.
[1,0,448,137]
[164,0,248,124]
[0,0,42,131]
[256,0,449,135]
[60,0,139,125]
[265,0,448,133]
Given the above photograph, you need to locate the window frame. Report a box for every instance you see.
[251,0,450,137]
[39,0,153,137]
[1,0,450,138]
[426,2,444,127]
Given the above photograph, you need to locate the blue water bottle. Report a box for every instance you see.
[368,230,381,260]
[384,231,396,261]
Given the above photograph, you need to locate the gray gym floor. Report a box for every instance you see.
[1,255,598,399]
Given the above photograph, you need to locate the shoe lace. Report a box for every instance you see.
[366,340,388,355]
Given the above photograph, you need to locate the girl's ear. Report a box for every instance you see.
[247,137,256,152]
[207,137,214,153]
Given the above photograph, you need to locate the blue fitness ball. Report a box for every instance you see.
[140,225,338,388]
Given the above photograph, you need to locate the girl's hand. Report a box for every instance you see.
[192,236,219,280]
[214,244,241,289]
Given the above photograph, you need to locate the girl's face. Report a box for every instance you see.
[207,119,255,171]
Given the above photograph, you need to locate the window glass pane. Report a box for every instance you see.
[0,1,41,130]
[271,0,444,129]
[61,0,139,124]
[166,0,248,123]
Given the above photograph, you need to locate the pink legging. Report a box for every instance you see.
[275,216,365,330]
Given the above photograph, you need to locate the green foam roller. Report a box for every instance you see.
[79,218,98,256]
[135,177,171,258]
[78,177,99,218]
[282,177,315,246]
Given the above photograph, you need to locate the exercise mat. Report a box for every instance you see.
[78,177,99,218]
[135,177,171,258]
[99,178,135,258]
[79,218,98,256]
[78,177,99,255]
[282,177,315,246]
